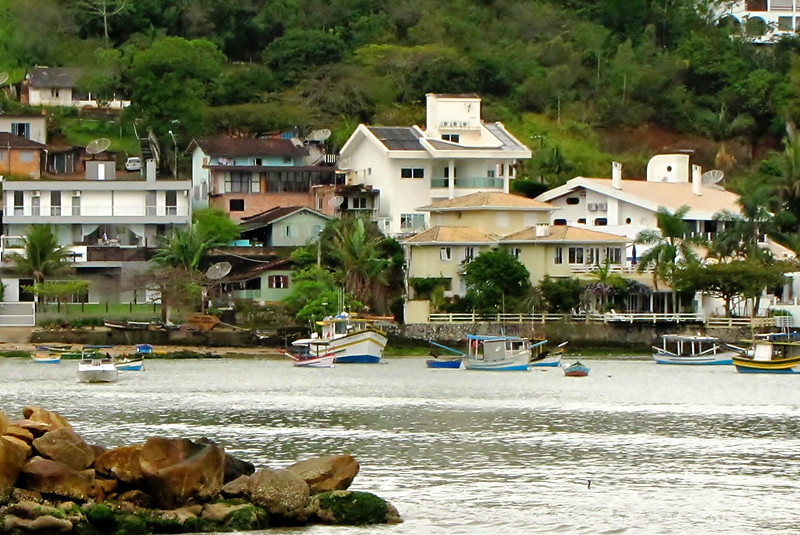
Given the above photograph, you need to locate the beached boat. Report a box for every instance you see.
[77,357,119,383]
[115,357,145,371]
[35,344,72,352]
[732,340,800,374]
[280,338,336,368]
[652,334,736,365]
[529,340,567,367]
[318,312,387,364]
[425,357,462,369]
[31,353,62,364]
[563,361,590,377]
[463,335,532,371]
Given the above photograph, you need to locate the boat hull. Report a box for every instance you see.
[329,329,387,364]
[653,352,735,365]
[290,355,335,368]
[426,359,461,369]
[733,355,800,374]
[77,359,119,383]
[115,359,145,371]
[529,354,561,367]
[32,354,61,364]
[564,362,590,376]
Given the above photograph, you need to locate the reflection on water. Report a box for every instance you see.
[2,357,800,534]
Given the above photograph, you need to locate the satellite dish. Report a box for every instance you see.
[206,261,232,280]
[337,157,351,170]
[328,196,344,208]
[309,129,332,142]
[0,73,8,86]
[86,138,111,154]
[701,169,725,185]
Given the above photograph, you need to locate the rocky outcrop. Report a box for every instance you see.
[287,454,359,493]
[0,405,401,533]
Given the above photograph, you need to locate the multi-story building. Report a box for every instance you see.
[716,0,800,40]
[337,93,532,237]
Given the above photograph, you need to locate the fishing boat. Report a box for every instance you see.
[563,361,590,377]
[115,357,145,371]
[35,344,72,352]
[280,338,336,368]
[732,340,800,374]
[318,312,387,364]
[77,357,119,383]
[31,352,62,364]
[463,334,532,371]
[652,334,736,365]
[529,340,567,367]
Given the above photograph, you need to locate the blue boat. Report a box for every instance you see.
[563,361,590,377]
[426,357,462,369]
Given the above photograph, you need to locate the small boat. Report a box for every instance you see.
[134,343,155,354]
[425,357,462,369]
[31,353,62,364]
[77,357,119,383]
[563,361,590,377]
[529,341,567,367]
[281,338,337,368]
[318,312,387,364]
[732,340,800,374]
[35,344,72,352]
[463,335,532,371]
[115,357,145,371]
[652,334,736,365]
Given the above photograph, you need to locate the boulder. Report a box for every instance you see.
[0,436,30,504]
[5,425,35,444]
[115,489,155,509]
[32,427,96,470]
[94,444,144,484]
[19,456,95,501]
[139,437,225,509]
[196,437,255,482]
[247,468,310,518]
[287,454,359,494]
[201,502,251,524]
[4,514,72,532]
[21,406,71,431]
[0,409,8,435]
[157,504,203,524]
[220,474,250,497]
[313,490,401,525]
[9,419,51,438]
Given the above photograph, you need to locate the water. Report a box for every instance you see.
[2,357,800,534]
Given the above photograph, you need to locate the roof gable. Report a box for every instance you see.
[502,225,630,244]
[0,132,45,149]
[191,136,307,158]
[240,206,331,231]
[27,67,82,88]
[418,191,553,212]
[403,226,497,245]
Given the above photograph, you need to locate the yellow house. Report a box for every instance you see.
[419,191,553,233]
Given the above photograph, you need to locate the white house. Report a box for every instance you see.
[0,162,192,302]
[715,0,800,41]
[337,93,532,237]
[25,67,129,109]
[0,114,47,144]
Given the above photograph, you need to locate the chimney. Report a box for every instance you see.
[692,164,702,196]
[612,161,622,190]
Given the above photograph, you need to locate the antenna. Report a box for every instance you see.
[0,73,8,86]
[205,261,232,280]
[701,169,725,185]
[328,196,344,208]
[86,138,111,154]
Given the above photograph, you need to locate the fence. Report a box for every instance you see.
[0,302,36,326]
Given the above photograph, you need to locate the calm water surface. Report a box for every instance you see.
[2,357,800,534]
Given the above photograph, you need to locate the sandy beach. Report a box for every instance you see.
[0,341,284,358]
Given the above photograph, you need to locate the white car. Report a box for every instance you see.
[125,157,142,171]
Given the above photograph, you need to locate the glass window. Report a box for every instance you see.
[464,247,474,262]
[554,248,563,264]
[400,213,425,230]
[401,168,424,179]
[11,123,29,139]
[268,275,289,288]
[442,134,459,143]
[50,191,61,216]
[19,151,34,163]
[566,197,580,205]
[439,247,452,261]
[606,247,622,264]
[229,199,245,211]
[553,219,567,226]
[568,247,584,264]
[594,218,608,226]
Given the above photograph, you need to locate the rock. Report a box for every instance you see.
[287,454,360,494]
[196,437,255,483]
[158,504,203,524]
[221,474,250,497]
[19,456,95,501]
[115,489,155,509]
[94,444,144,484]
[4,514,72,532]
[6,499,63,519]
[201,502,251,523]
[247,468,310,518]
[9,419,51,437]
[139,437,225,509]
[0,409,8,435]
[0,436,30,504]
[32,427,96,470]
[21,406,72,431]
[90,476,118,502]
[11,487,42,503]
[5,425,35,444]
[313,490,401,525]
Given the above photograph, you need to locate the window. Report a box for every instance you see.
[229,199,245,211]
[553,219,567,226]
[464,247,475,262]
[71,195,80,216]
[268,275,289,289]
[779,16,793,31]
[577,218,586,224]
[352,197,367,209]
[13,191,23,215]
[439,247,452,261]
[442,134,459,143]
[11,122,29,139]
[554,248,563,264]
[594,218,607,226]
[566,197,580,205]
[50,88,60,97]
[401,168,424,179]
[166,191,177,216]
[487,169,495,178]
[606,247,622,264]
[568,247,584,264]
[19,151,34,163]
[400,213,425,230]
[225,172,257,193]
[511,248,522,259]
[283,225,296,238]
[31,194,40,216]
[587,247,600,264]
[50,191,61,216]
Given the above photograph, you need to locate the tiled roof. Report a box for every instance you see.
[192,136,307,157]
[419,191,553,211]
[26,67,82,88]
[403,226,497,244]
[502,225,630,243]
[240,206,330,231]
[0,132,45,149]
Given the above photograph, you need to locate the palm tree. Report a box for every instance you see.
[635,205,704,313]
[7,225,72,305]
[710,188,776,261]
[328,217,389,308]
[585,259,628,312]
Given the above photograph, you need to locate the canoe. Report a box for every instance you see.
[32,353,61,364]
[563,361,590,377]
[426,358,462,369]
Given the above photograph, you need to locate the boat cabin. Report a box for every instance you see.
[658,335,724,357]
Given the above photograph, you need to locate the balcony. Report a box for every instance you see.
[430,177,505,190]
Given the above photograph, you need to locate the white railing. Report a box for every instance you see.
[427,312,784,327]
[0,302,35,326]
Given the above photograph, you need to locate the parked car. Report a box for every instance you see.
[125,157,142,171]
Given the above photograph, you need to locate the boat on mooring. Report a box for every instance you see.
[463,335,532,371]
[280,338,336,368]
[318,312,387,364]
[31,353,62,364]
[652,334,736,365]
[77,357,119,383]
[732,339,800,374]
[563,361,590,377]
[529,340,566,367]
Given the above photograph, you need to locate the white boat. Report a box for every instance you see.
[529,340,567,367]
[318,312,387,364]
[463,335,531,371]
[32,353,62,364]
[652,334,736,365]
[115,357,145,371]
[281,338,336,368]
[77,357,119,383]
